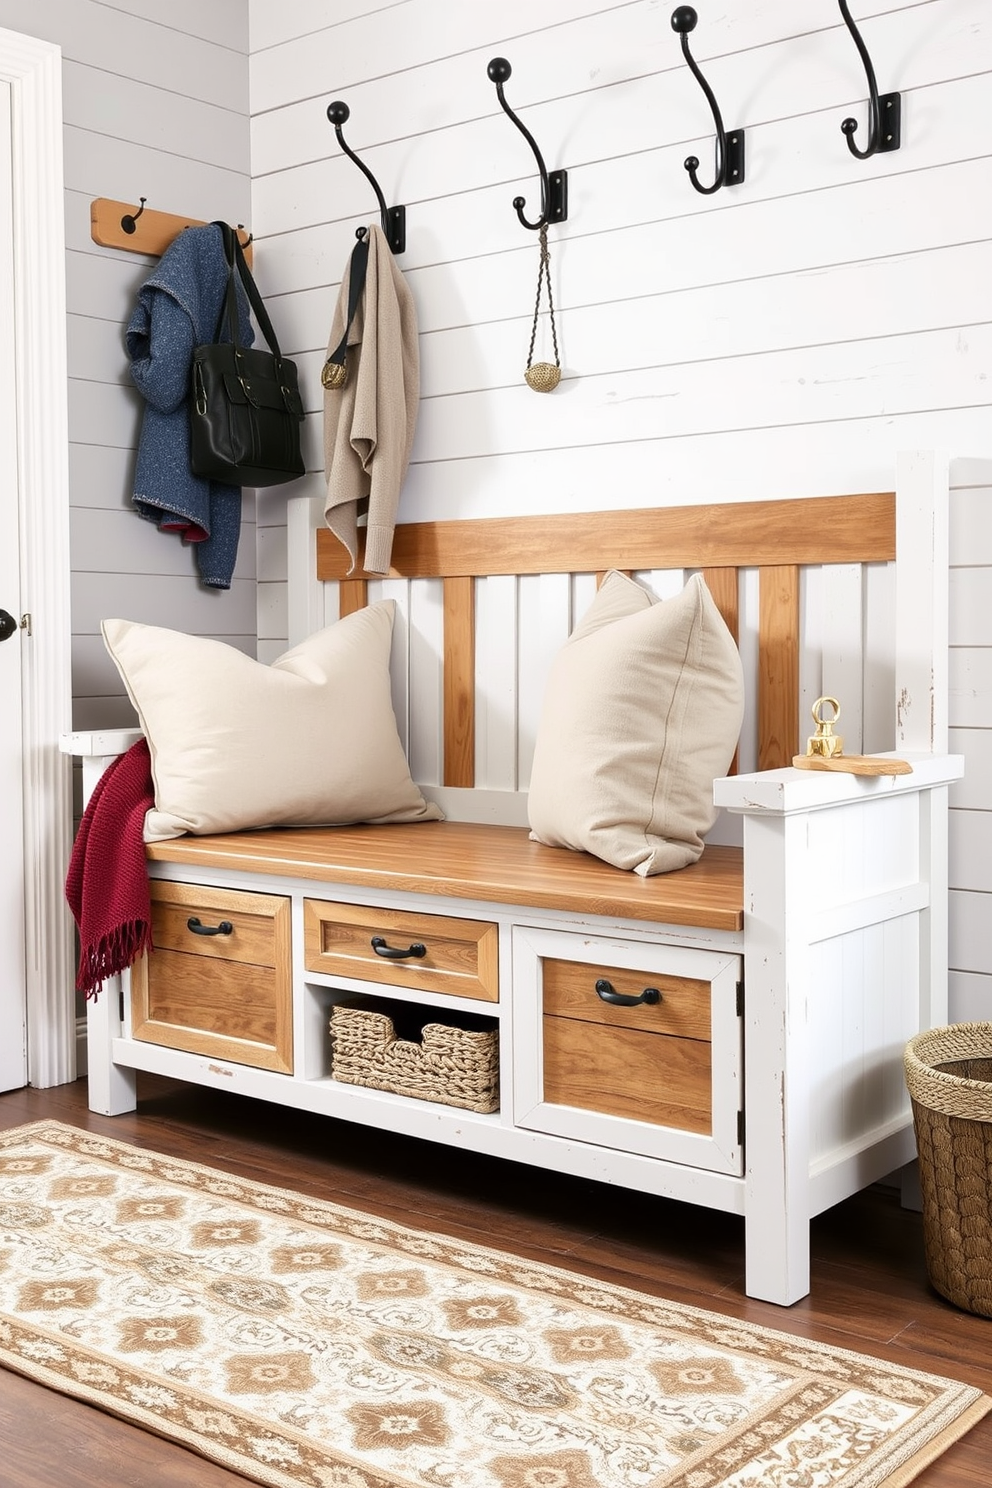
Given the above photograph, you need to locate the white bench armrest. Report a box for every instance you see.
[714,752,963,815]
[59,729,145,809]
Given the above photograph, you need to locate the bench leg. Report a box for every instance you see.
[85,975,136,1115]
[741,813,811,1306]
[744,1168,811,1305]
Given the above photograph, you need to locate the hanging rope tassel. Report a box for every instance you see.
[524,223,561,392]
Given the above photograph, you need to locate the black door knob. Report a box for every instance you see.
[0,610,17,642]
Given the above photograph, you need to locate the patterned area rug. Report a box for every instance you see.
[0,1122,987,1488]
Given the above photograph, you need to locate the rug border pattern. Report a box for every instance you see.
[0,1120,987,1488]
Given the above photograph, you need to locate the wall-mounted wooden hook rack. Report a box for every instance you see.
[90,198,254,265]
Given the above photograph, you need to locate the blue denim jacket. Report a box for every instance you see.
[126,223,253,589]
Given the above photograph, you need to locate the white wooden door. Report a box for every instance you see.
[0,77,27,1090]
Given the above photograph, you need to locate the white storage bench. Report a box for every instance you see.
[63,451,962,1307]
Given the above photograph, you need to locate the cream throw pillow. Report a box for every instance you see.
[102,604,442,842]
[527,571,744,875]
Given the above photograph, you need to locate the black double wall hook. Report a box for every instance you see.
[838,1,901,159]
[671,7,745,194]
[487,58,568,230]
[325,101,406,253]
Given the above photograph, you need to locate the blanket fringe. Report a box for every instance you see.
[77,920,153,1002]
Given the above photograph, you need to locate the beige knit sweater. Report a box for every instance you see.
[322,224,420,577]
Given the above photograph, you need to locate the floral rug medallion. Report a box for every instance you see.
[0,1121,987,1488]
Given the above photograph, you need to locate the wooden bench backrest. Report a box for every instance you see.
[316,492,896,799]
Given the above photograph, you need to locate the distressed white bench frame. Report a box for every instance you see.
[62,450,961,1306]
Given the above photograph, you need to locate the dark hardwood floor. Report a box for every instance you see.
[1,1075,990,1486]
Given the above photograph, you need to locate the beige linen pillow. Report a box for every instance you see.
[527,571,744,875]
[102,604,442,842]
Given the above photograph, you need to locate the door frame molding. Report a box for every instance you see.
[1,27,74,1087]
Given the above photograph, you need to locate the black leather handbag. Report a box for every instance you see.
[190,223,305,487]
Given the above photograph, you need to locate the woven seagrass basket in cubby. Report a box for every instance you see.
[904,1021,992,1318]
[329,998,499,1114]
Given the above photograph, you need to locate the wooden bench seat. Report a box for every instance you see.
[146,823,745,932]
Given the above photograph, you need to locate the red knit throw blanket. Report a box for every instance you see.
[65,738,155,1001]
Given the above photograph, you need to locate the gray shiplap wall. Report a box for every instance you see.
[0,0,254,730]
[247,0,992,1022]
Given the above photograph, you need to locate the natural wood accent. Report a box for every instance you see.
[542,1016,712,1133]
[316,493,895,580]
[701,566,739,643]
[542,959,711,1040]
[2,1079,991,1488]
[147,881,279,967]
[130,883,292,1073]
[89,198,253,264]
[758,564,800,771]
[316,492,895,776]
[792,753,913,776]
[303,899,499,1002]
[131,953,291,1072]
[338,579,368,617]
[147,823,745,932]
[443,576,475,788]
[702,564,741,772]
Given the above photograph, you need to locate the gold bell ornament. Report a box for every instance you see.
[524,222,561,392]
[321,358,348,391]
[791,695,913,777]
[321,229,371,392]
[805,695,844,758]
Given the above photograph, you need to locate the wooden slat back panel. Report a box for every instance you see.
[700,567,740,644]
[338,579,368,618]
[442,577,475,788]
[316,493,896,581]
[317,493,897,791]
[702,567,741,774]
[758,566,801,771]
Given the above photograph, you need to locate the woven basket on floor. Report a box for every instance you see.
[329,1000,499,1114]
[903,1021,992,1317]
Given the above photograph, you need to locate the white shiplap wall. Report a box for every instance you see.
[248,0,991,1022]
[0,0,255,730]
[248,0,992,1024]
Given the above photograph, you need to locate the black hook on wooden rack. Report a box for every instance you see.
[837,1,901,159]
[486,58,568,230]
[120,197,146,233]
[325,101,406,253]
[671,7,745,194]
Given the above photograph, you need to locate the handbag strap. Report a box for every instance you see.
[324,232,370,371]
[210,222,285,363]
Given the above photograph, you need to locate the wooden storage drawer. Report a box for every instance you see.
[131,882,292,1073]
[542,959,712,1134]
[513,927,743,1175]
[303,899,498,1003]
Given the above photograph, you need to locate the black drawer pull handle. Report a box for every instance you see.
[370,935,427,960]
[595,977,661,1007]
[187,917,234,937]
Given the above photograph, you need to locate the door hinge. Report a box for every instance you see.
[736,980,744,1017]
[737,1109,745,1147]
